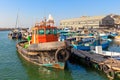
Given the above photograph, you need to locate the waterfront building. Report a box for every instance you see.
[60,14,120,30]
[111,14,120,29]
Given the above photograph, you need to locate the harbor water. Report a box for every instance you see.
[1,31,119,80]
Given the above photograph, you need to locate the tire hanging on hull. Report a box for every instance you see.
[106,69,114,80]
[55,48,69,62]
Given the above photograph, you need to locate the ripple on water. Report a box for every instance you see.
[0,31,28,80]
[67,61,108,80]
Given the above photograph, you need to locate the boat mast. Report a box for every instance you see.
[15,9,19,29]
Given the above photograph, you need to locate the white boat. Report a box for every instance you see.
[102,51,120,57]
[99,33,106,36]
[92,46,120,60]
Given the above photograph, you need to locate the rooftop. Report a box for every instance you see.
[60,15,106,22]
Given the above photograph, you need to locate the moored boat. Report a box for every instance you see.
[72,38,111,51]
[8,29,22,39]
[16,15,70,69]
[8,11,23,40]
[92,46,120,60]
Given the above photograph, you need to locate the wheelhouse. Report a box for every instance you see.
[31,23,58,43]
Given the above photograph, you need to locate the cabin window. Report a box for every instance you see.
[46,29,53,34]
[38,29,44,35]
[53,29,57,35]
[46,29,50,34]
[50,29,53,34]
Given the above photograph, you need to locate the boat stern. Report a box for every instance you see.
[42,62,65,70]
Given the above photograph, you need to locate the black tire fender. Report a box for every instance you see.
[102,64,109,73]
[97,64,103,71]
[55,48,69,62]
[106,69,114,80]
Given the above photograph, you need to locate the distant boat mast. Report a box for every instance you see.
[15,9,19,28]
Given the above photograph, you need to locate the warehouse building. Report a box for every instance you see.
[60,15,117,29]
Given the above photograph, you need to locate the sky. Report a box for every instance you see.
[0,0,120,28]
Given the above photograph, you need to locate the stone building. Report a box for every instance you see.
[60,15,116,29]
[111,14,120,28]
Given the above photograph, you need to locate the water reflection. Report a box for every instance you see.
[18,51,109,80]
[67,60,108,80]
[18,53,73,80]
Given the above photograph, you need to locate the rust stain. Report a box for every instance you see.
[54,64,60,68]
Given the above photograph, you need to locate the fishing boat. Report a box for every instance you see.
[8,11,25,40]
[16,15,70,69]
[98,51,120,60]
[72,38,111,51]
[92,46,120,60]
[8,28,22,39]
[59,31,77,41]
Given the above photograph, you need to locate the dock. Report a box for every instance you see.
[70,48,120,79]
[65,40,120,80]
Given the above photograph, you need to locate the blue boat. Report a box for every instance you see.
[100,32,118,40]
[72,39,111,51]
[59,30,77,41]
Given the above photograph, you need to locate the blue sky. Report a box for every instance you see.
[0,0,120,28]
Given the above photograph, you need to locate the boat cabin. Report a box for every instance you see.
[31,18,58,43]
